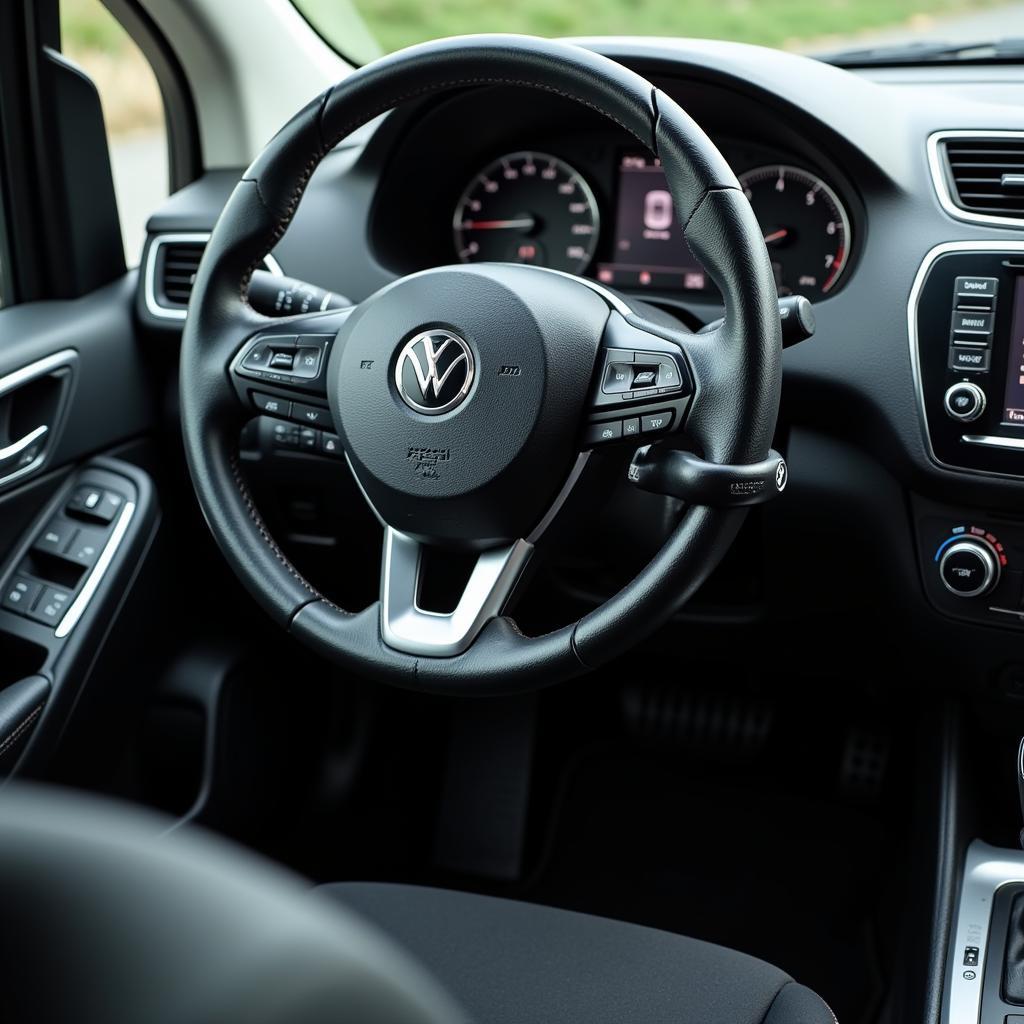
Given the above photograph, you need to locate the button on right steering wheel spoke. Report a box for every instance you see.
[583,310,695,450]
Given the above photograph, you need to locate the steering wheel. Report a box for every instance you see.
[179,35,782,694]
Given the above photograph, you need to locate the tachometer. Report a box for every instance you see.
[453,152,599,274]
[738,165,851,300]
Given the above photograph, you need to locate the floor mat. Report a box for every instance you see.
[525,748,886,1024]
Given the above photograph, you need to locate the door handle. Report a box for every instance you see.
[0,424,48,482]
[0,349,76,491]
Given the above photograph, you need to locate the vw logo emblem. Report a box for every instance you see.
[395,330,475,415]
[775,459,788,492]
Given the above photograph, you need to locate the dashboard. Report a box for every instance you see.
[367,77,863,313]
[136,39,1024,689]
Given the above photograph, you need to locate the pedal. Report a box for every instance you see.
[838,726,889,798]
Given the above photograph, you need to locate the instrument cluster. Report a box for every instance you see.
[452,147,853,302]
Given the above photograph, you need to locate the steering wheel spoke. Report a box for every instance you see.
[228,306,355,432]
[380,528,533,656]
[581,309,695,450]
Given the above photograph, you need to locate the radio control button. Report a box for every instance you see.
[944,382,987,422]
[952,311,994,335]
[955,276,999,300]
[949,346,990,372]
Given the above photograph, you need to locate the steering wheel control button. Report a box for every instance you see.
[949,346,990,373]
[291,403,333,429]
[641,411,673,434]
[623,417,641,437]
[2,576,42,614]
[240,343,275,372]
[603,362,634,394]
[238,336,300,379]
[319,433,343,457]
[944,382,986,423]
[586,420,623,445]
[631,367,658,388]
[272,423,301,449]
[656,360,683,390]
[253,392,291,418]
[292,346,324,379]
[26,586,71,627]
[939,539,1000,598]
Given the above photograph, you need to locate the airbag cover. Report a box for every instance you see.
[328,264,607,545]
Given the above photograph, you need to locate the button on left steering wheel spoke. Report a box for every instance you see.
[229,307,354,435]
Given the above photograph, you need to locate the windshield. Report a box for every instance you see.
[293,0,1023,66]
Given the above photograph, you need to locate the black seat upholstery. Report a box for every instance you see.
[322,883,837,1024]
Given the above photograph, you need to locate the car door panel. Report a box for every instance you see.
[0,271,160,775]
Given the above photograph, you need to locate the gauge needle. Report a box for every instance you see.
[462,217,536,231]
[763,229,789,245]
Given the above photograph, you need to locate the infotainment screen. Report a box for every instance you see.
[595,154,712,293]
[1002,276,1024,425]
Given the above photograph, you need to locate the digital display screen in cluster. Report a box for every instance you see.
[594,154,712,293]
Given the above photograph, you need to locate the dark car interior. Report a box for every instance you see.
[3,0,1024,1021]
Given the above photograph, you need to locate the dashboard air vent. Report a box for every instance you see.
[943,137,1024,217]
[144,233,282,321]
[156,240,203,309]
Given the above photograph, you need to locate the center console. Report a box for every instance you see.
[911,241,1024,477]
[947,843,1024,1024]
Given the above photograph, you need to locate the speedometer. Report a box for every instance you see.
[738,165,851,300]
[453,152,599,274]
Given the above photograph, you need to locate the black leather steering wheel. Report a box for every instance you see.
[179,35,781,694]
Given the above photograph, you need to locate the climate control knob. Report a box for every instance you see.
[939,538,1000,598]
[944,382,986,422]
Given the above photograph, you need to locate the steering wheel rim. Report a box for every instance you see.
[179,35,782,694]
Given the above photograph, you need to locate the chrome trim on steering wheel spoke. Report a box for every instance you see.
[380,529,533,657]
